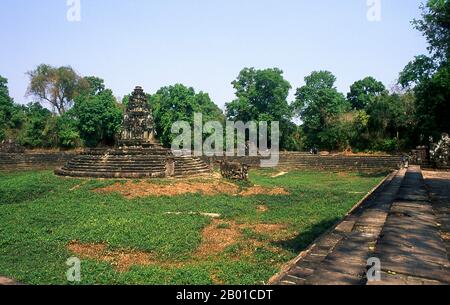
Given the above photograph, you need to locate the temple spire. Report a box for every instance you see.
[118,86,155,147]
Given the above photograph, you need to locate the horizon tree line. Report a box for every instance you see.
[0,0,448,153]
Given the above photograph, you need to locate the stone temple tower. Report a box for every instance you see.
[119,86,156,147]
[55,86,210,178]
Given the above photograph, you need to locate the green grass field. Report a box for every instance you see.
[0,169,385,285]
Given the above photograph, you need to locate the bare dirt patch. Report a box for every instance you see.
[257,205,269,213]
[195,219,242,257]
[67,219,291,271]
[95,180,289,199]
[240,186,290,197]
[67,241,183,272]
[195,220,291,258]
[95,180,238,199]
[251,223,287,236]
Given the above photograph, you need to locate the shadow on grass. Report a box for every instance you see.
[273,218,340,253]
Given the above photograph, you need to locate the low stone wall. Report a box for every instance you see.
[202,153,402,171]
[0,152,78,171]
[0,151,402,172]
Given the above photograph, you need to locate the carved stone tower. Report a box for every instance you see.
[118,86,155,147]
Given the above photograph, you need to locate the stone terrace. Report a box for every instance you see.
[271,166,450,285]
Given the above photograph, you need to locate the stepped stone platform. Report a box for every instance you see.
[55,87,211,179]
[54,147,211,179]
[271,166,450,285]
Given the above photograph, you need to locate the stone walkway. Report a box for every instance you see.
[271,166,450,285]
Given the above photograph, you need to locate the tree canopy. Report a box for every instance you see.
[26,64,89,115]
[71,79,122,147]
[225,68,298,149]
[293,71,350,149]
[347,76,386,110]
[399,0,450,142]
[149,84,224,147]
[412,0,450,62]
[226,68,292,122]
[0,76,15,141]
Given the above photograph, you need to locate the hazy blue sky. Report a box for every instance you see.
[1,0,428,109]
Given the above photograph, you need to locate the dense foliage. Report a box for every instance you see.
[399,0,450,143]
[226,68,301,151]
[149,84,224,148]
[0,1,447,152]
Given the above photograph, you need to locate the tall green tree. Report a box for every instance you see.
[398,55,437,88]
[412,0,450,62]
[17,103,55,148]
[413,63,450,140]
[149,84,224,147]
[226,68,291,122]
[399,0,450,142]
[72,88,122,147]
[347,76,386,110]
[26,64,89,115]
[0,76,15,141]
[293,71,350,149]
[225,68,293,148]
[83,76,106,96]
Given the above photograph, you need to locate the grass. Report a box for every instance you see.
[0,168,385,285]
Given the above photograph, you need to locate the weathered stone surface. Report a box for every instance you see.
[368,271,444,285]
[118,86,155,147]
[219,160,249,180]
[270,170,403,285]
[55,86,211,179]
[203,154,402,171]
[271,166,450,285]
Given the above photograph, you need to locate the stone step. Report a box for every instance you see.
[55,168,166,179]
[271,168,407,285]
[62,166,166,172]
[67,160,166,166]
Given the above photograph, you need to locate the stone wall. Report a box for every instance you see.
[202,153,402,171]
[0,151,402,172]
[0,152,78,171]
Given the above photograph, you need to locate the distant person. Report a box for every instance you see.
[402,154,409,168]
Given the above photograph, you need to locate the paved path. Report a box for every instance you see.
[271,166,450,285]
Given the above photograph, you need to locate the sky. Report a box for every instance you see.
[0,0,428,110]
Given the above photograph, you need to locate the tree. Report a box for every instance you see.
[347,76,386,110]
[226,68,292,122]
[83,76,106,96]
[412,0,450,62]
[398,0,450,143]
[56,113,82,149]
[17,103,55,148]
[149,84,224,147]
[225,67,293,149]
[72,89,122,147]
[398,55,437,88]
[0,76,15,141]
[26,64,89,115]
[293,71,350,149]
[414,62,450,140]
